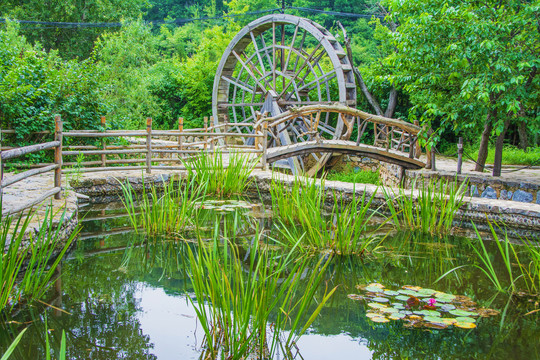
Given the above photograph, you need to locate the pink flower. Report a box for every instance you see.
[428,298,436,307]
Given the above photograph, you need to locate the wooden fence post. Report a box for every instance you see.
[262,121,268,170]
[54,115,63,199]
[414,120,422,158]
[178,117,183,157]
[457,137,463,174]
[203,117,208,151]
[100,116,107,167]
[146,117,152,174]
[223,115,229,147]
[209,116,215,152]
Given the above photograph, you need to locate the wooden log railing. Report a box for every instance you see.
[0,114,270,216]
[0,115,63,218]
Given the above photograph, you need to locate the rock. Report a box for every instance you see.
[537,191,540,205]
[481,186,497,199]
[500,190,513,201]
[512,190,533,203]
[470,185,480,197]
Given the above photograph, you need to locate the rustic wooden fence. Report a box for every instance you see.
[0,115,269,217]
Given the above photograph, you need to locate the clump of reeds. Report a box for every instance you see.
[382,178,466,235]
[183,150,256,198]
[0,207,78,311]
[437,220,539,295]
[270,176,382,255]
[187,237,335,359]
[119,176,204,235]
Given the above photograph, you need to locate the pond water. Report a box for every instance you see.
[1,200,539,359]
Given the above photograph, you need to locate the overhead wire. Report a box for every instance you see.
[0,6,384,30]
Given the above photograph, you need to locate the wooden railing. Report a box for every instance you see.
[0,115,269,216]
[0,116,63,217]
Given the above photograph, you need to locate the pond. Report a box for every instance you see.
[1,197,539,360]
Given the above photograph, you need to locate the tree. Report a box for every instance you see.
[383,0,539,175]
[1,0,148,59]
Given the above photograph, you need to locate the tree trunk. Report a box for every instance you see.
[475,112,494,172]
[492,117,512,176]
[517,121,528,150]
[384,88,398,118]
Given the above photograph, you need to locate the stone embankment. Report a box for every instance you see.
[3,164,540,244]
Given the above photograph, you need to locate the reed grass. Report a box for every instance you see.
[382,178,466,235]
[270,176,382,254]
[436,221,539,294]
[119,176,205,235]
[183,150,257,198]
[0,207,78,311]
[187,236,335,359]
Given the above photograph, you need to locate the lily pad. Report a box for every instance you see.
[418,288,437,295]
[434,292,456,301]
[455,316,476,323]
[384,290,400,296]
[455,322,476,329]
[370,316,390,323]
[368,303,387,310]
[347,294,363,301]
[477,308,500,317]
[381,307,400,314]
[365,312,380,318]
[439,304,457,312]
[395,295,410,302]
[392,303,405,309]
[417,310,441,317]
[372,297,390,303]
[440,318,458,325]
[450,309,477,317]
[424,316,445,323]
[402,285,423,291]
[389,312,406,319]
[368,283,385,289]
[365,286,385,293]
[424,322,449,329]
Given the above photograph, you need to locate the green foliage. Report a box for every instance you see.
[383,0,540,147]
[270,176,381,254]
[0,207,78,312]
[326,166,380,185]
[119,176,205,235]
[183,150,257,198]
[1,0,149,59]
[0,22,111,161]
[382,179,466,235]
[187,236,335,359]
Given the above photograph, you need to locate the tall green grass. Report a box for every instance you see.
[382,179,466,235]
[270,176,382,254]
[0,207,78,311]
[183,150,257,198]
[437,221,539,295]
[326,167,380,185]
[187,237,335,359]
[119,176,204,235]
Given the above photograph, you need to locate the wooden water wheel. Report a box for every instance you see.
[212,14,356,175]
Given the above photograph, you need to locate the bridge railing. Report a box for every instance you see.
[257,104,424,162]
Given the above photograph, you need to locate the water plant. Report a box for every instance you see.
[119,175,205,235]
[382,178,466,235]
[183,150,257,198]
[437,221,539,295]
[348,283,500,329]
[0,207,78,311]
[187,237,336,359]
[270,176,382,254]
